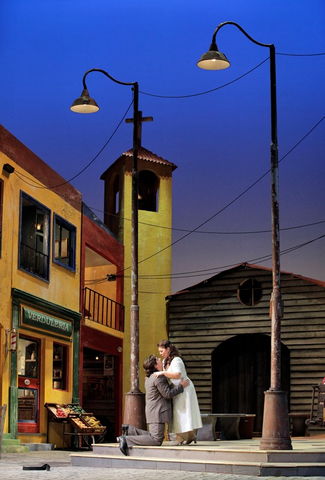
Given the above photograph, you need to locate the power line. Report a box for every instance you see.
[89,205,325,235]
[117,113,325,275]
[13,59,324,198]
[278,115,325,164]
[139,51,325,100]
[13,110,325,281]
[11,57,325,282]
[140,58,269,99]
[132,231,325,282]
[85,228,325,285]
[13,100,133,190]
[277,52,325,57]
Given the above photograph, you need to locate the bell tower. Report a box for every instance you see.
[101,126,177,396]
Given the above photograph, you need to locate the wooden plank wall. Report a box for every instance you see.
[167,265,325,416]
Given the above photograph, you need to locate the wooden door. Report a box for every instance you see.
[212,333,290,433]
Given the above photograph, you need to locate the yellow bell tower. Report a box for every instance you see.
[100,126,177,396]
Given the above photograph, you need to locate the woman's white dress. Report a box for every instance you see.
[167,356,203,433]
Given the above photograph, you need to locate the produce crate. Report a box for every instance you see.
[67,404,86,415]
[68,414,93,433]
[45,403,71,421]
[82,414,106,433]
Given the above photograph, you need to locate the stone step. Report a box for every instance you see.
[1,433,30,453]
[70,440,325,476]
[1,444,30,453]
[21,443,54,451]
[2,438,21,446]
[71,452,325,476]
[92,442,325,464]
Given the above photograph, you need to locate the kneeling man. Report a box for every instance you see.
[117,354,189,455]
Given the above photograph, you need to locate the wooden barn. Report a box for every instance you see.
[166,263,325,434]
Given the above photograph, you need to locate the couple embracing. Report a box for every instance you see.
[117,340,202,456]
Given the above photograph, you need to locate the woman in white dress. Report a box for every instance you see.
[154,339,202,445]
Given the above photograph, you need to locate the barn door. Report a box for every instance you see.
[212,333,290,433]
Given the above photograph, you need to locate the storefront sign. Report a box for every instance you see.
[23,308,72,338]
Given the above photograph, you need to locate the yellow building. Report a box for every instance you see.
[0,125,176,443]
[0,125,82,445]
[101,145,177,398]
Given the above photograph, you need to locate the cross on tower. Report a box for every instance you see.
[125,111,153,147]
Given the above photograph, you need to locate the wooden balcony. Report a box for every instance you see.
[83,287,124,333]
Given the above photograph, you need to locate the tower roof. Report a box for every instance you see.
[123,146,177,170]
[100,146,177,179]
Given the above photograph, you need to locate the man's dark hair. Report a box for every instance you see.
[143,355,158,377]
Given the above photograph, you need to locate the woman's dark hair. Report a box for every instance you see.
[157,339,181,368]
[143,355,158,377]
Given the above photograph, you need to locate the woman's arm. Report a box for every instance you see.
[153,370,181,379]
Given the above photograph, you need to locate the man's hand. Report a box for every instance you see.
[180,378,190,388]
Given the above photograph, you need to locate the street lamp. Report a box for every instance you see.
[197,22,292,451]
[71,69,146,429]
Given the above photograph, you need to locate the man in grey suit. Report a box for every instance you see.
[117,354,189,455]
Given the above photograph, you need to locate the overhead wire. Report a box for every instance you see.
[116,113,325,276]
[277,52,325,57]
[13,107,325,281]
[11,52,325,284]
[140,58,269,99]
[89,201,325,235]
[133,232,325,282]
[13,99,133,190]
[139,52,325,99]
[93,48,325,285]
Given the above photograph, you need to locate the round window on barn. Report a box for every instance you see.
[237,278,262,306]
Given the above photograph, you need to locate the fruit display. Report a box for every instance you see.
[83,414,106,433]
[45,403,78,419]
[68,415,92,432]
[56,407,67,418]
[45,404,67,419]
[45,403,106,434]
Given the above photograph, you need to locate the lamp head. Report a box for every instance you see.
[197,41,230,70]
[70,88,99,113]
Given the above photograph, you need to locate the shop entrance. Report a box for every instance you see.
[18,336,40,433]
[82,347,116,441]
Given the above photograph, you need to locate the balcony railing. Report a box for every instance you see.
[83,287,124,333]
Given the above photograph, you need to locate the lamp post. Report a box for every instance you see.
[70,69,146,429]
[197,22,292,450]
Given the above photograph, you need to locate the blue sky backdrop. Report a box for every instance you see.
[1,0,325,292]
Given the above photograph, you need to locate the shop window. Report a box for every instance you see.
[237,278,262,306]
[0,179,3,257]
[19,192,50,280]
[138,170,159,212]
[18,388,38,422]
[53,214,76,271]
[53,343,68,390]
[18,337,38,378]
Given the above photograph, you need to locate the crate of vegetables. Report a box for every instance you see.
[45,403,74,421]
[67,404,86,415]
[68,415,93,433]
[82,414,106,433]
